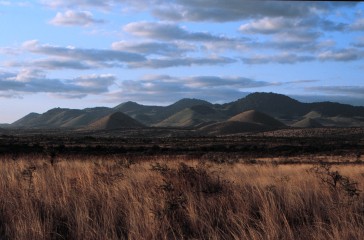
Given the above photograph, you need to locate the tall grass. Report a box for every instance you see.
[0,155,363,239]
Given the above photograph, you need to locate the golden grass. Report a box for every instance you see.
[0,155,363,239]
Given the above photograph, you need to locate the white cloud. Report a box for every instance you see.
[352,37,364,48]
[350,18,364,31]
[22,39,39,49]
[238,16,323,52]
[241,53,315,65]
[306,86,364,97]
[127,56,236,68]
[123,21,232,42]
[39,0,358,23]
[11,69,46,82]
[40,0,112,9]
[74,74,115,87]
[240,48,364,65]
[272,31,321,45]
[111,41,195,56]
[239,16,338,37]
[18,40,235,69]
[184,76,276,88]
[239,17,294,34]
[22,40,146,64]
[150,1,358,22]
[0,69,116,98]
[318,49,362,61]
[49,10,104,26]
[108,74,277,103]
[32,59,96,70]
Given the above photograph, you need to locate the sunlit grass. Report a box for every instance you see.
[0,155,363,239]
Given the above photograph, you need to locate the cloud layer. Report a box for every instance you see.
[0,70,282,101]
[0,69,115,98]
[0,0,363,110]
[124,21,233,42]
[50,10,104,26]
[108,74,278,103]
[306,86,364,97]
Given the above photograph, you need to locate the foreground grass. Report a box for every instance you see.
[0,155,363,240]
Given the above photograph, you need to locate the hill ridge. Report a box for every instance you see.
[10,92,364,130]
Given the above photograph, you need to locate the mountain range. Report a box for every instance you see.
[7,92,364,135]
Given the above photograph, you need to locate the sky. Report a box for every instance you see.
[0,0,364,123]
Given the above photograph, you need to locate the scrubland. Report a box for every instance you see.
[0,155,363,240]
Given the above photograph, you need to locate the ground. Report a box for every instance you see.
[0,128,363,239]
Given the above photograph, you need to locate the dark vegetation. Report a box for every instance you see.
[0,127,363,163]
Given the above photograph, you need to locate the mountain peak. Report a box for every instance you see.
[43,107,69,115]
[173,98,210,105]
[227,92,305,117]
[114,101,144,112]
[121,101,139,106]
[169,98,212,110]
[116,101,140,108]
[11,112,41,126]
[245,92,299,104]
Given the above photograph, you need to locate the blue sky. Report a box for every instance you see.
[0,1,364,123]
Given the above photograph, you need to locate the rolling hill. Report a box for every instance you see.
[291,118,323,128]
[228,110,285,127]
[11,107,113,129]
[10,92,364,131]
[114,98,212,125]
[60,107,113,128]
[200,110,285,135]
[155,105,225,127]
[223,92,364,121]
[303,111,322,119]
[199,121,273,135]
[12,112,41,127]
[86,112,144,130]
[224,92,307,118]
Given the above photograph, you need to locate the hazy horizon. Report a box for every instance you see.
[1,1,364,123]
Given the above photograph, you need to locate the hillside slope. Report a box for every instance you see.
[87,112,144,130]
[155,105,225,127]
[228,110,285,127]
[292,118,323,128]
[200,110,285,135]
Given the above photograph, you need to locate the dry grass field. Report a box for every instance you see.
[0,154,363,240]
